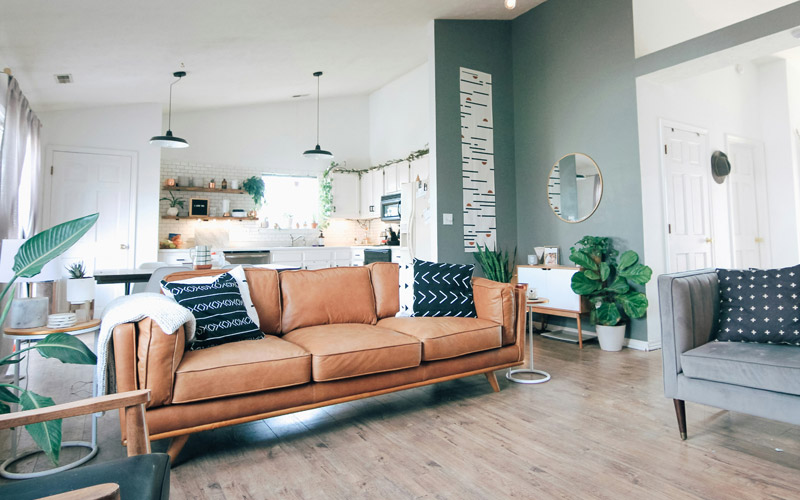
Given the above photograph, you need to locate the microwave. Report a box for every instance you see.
[380,193,401,221]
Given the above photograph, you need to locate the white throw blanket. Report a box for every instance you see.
[94,293,196,396]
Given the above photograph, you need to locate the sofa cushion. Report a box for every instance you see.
[377,317,502,361]
[282,324,421,381]
[715,265,800,345]
[412,259,476,317]
[172,335,311,403]
[367,262,400,319]
[681,342,800,396]
[280,267,377,333]
[164,268,281,334]
[162,272,264,350]
[472,277,516,345]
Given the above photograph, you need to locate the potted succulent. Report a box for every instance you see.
[243,176,265,217]
[65,261,95,315]
[0,213,99,465]
[473,243,516,283]
[568,236,652,351]
[160,191,184,216]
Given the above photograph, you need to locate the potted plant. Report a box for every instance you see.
[160,191,184,216]
[568,236,652,351]
[0,213,99,465]
[243,176,265,217]
[473,243,517,283]
[65,261,95,321]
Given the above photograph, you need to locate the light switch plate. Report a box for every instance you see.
[443,213,453,225]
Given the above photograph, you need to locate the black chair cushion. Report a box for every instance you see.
[0,453,170,500]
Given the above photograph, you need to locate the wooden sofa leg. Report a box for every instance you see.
[673,399,687,440]
[167,434,190,464]
[485,372,501,392]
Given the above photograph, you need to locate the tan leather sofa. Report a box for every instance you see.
[112,263,526,462]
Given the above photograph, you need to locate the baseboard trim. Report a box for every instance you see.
[623,338,651,351]
[536,322,654,351]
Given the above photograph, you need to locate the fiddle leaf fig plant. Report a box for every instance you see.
[569,236,652,326]
[0,213,99,465]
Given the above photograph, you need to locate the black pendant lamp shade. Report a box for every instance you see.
[151,71,189,148]
[303,71,333,160]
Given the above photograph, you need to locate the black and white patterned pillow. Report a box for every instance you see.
[716,265,800,345]
[412,259,476,317]
[397,262,415,317]
[162,272,264,350]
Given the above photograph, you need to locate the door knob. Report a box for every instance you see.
[755,237,765,243]
[705,237,712,243]
[120,244,129,250]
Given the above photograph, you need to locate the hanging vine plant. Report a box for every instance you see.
[318,162,336,229]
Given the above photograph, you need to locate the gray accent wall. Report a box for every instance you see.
[433,20,516,267]
[511,0,647,340]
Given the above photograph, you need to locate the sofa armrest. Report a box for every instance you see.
[658,269,719,397]
[473,277,517,346]
[112,319,186,409]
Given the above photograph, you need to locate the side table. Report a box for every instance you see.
[1,319,101,479]
[506,298,551,384]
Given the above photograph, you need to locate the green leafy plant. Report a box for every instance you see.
[66,261,86,279]
[159,191,185,208]
[243,176,266,209]
[568,236,652,326]
[473,243,517,283]
[0,213,99,465]
[318,162,336,230]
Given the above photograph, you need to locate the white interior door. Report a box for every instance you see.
[726,135,770,269]
[49,150,135,311]
[662,125,714,272]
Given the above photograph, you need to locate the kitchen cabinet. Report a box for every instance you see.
[396,162,411,186]
[330,172,360,219]
[157,249,192,266]
[384,164,398,194]
[410,157,429,185]
[359,172,378,218]
[270,247,352,269]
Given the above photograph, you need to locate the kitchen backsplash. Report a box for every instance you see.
[159,160,392,248]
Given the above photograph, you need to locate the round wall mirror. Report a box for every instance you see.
[547,153,603,223]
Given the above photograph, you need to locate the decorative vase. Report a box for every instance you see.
[167,207,179,216]
[66,277,95,304]
[596,324,626,351]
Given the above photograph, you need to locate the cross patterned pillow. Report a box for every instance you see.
[412,259,476,317]
[161,272,264,350]
[715,265,800,345]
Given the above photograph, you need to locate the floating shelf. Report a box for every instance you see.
[162,186,246,194]
[161,216,258,221]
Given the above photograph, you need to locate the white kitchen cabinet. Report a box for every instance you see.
[384,164,398,193]
[330,172,360,219]
[396,161,411,186]
[410,157,429,185]
[372,170,384,209]
[271,247,353,269]
[157,250,192,266]
[359,171,379,218]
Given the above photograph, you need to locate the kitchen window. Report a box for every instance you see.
[260,174,320,229]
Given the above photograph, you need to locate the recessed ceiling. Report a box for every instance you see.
[0,0,545,112]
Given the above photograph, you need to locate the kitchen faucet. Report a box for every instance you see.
[290,234,306,247]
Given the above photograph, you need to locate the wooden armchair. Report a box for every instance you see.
[0,390,170,500]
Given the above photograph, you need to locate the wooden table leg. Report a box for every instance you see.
[576,314,583,349]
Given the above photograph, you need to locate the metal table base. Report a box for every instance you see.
[506,303,551,384]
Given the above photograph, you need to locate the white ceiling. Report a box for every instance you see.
[0,0,544,112]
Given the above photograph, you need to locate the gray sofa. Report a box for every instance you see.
[658,269,800,439]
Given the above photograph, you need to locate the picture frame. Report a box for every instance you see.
[543,246,559,266]
[190,198,209,217]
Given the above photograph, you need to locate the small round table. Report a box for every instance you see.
[506,298,552,384]
[1,319,101,479]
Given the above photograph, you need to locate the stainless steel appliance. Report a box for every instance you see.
[364,248,391,264]
[380,193,401,222]
[222,250,271,265]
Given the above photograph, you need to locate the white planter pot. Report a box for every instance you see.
[596,324,626,351]
[67,277,95,304]
[166,207,179,216]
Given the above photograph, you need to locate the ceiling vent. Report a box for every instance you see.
[54,73,73,84]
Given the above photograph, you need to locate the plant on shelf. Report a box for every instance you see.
[0,213,99,465]
[243,176,265,211]
[568,235,652,351]
[473,243,517,283]
[160,191,185,216]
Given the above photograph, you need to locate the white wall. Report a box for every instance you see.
[368,63,430,165]
[632,0,796,58]
[38,103,163,266]
[636,61,799,347]
[161,95,370,174]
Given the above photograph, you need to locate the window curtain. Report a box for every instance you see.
[0,75,42,241]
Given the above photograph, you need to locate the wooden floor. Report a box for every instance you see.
[1,333,799,499]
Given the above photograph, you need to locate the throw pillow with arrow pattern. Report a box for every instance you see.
[412,259,476,317]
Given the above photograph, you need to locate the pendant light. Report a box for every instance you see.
[150,71,189,148]
[303,71,333,160]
